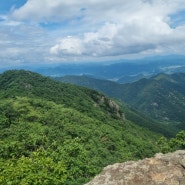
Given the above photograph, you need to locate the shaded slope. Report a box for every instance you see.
[56,75,122,98]
[58,73,185,125]
[55,76,180,137]
[0,70,122,121]
[122,73,185,123]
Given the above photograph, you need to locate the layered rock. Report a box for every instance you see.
[86,150,185,185]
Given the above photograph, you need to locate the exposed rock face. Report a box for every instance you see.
[86,150,185,185]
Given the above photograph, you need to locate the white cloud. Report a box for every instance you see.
[12,0,86,22]
[49,12,185,58]
[0,0,184,65]
[11,0,185,23]
[46,0,185,59]
[50,36,83,55]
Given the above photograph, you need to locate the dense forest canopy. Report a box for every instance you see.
[58,73,185,135]
[0,70,184,184]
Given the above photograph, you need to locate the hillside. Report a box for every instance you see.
[58,73,185,132]
[122,73,185,123]
[56,75,122,98]
[0,70,164,185]
[56,75,177,137]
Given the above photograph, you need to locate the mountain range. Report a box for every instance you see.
[57,73,185,134]
[2,55,185,84]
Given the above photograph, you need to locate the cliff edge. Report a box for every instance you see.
[86,150,185,185]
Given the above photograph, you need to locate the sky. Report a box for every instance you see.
[0,0,185,67]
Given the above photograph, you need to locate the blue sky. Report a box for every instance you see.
[0,0,27,13]
[0,0,185,67]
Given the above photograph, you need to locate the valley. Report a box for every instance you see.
[58,72,185,136]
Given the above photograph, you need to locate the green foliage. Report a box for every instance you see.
[58,73,185,136]
[0,149,67,185]
[157,131,185,153]
[120,103,175,138]
[0,70,163,184]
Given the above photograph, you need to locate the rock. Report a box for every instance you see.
[85,150,185,185]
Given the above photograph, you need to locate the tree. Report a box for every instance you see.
[0,149,67,185]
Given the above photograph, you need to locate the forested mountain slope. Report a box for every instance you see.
[122,73,185,123]
[0,70,164,185]
[58,73,185,131]
[56,75,178,137]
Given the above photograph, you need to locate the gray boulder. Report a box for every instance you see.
[86,150,185,185]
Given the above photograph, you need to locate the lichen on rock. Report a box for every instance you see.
[86,150,185,185]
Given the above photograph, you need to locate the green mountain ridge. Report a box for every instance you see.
[0,70,164,185]
[123,73,185,124]
[57,73,185,134]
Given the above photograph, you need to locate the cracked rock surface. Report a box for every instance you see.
[86,150,185,185]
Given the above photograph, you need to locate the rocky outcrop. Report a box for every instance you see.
[86,150,185,185]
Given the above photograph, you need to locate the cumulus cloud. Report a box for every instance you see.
[50,23,118,57]
[41,0,185,59]
[49,8,185,58]
[50,36,83,56]
[1,0,185,64]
